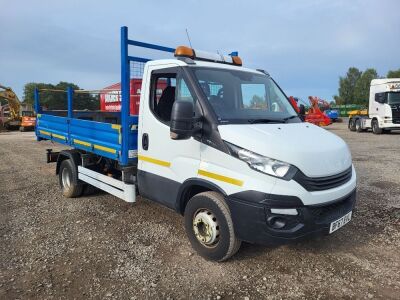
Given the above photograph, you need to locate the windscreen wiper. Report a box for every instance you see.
[248,118,285,124]
[282,115,298,122]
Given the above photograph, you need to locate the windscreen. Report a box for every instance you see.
[191,67,298,124]
[388,92,400,104]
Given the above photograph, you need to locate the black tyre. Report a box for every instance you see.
[59,159,83,198]
[355,119,363,132]
[372,119,382,135]
[349,118,356,131]
[184,191,241,262]
[19,126,25,132]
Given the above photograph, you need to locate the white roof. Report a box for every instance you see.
[146,59,264,75]
[371,78,400,85]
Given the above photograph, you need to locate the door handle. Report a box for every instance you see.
[142,133,149,150]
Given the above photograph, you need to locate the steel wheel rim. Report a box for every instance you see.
[193,209,220,248]
[61,168,71,189]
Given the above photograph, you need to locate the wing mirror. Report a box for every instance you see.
[170,101,194,140]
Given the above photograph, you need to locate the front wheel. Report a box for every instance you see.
[59,159,83,198]
[372,119,382,135]
[184,191,241,261]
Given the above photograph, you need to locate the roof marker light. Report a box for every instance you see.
[174,46,195,58]
[175,45,243,66]
[232,56,242,66]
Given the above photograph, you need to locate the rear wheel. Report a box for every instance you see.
[372,119,382,135]
[59,159,83,198]
[184,191,241,261]
[349,118,356,131]
[19,126,25,132]
[355,119,363,132]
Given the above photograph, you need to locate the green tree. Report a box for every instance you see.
[337,67,362,105]
[387,69,400,78]
[354,68,378,105]
[333,95,344,105]
[23,82,99,111]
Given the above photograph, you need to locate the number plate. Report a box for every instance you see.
[329,211,352,234]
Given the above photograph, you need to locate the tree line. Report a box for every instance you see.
[334,68,400,105]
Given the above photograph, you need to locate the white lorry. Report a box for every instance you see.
[349,79,400,133]
[36,27,357,261]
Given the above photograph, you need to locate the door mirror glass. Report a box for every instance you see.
[170,101,194,140]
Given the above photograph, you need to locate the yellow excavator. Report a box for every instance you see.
[0,84,36,131]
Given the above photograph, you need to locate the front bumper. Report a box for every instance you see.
[226,189,356,245]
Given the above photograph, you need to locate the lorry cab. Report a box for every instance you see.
[369,79,400,130]
[35,27,357,261]
[349,79,400,134]
[135,49,356,260]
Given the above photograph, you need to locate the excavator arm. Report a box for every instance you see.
[0,84,21,120]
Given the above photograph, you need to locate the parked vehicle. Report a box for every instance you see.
[289,96,332,126]
[0,84,36,131]
[348,79,400,134]
[35,26,357,261]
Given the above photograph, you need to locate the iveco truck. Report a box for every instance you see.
[349,79,400,134]
[35,26,357,261]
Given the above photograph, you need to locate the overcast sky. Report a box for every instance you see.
[1,0,399,102]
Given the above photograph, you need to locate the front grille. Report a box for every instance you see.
[391,105,400,122]
[293,166,352,191]
[308,191,355,222]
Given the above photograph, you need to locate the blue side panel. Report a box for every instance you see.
[36,114,69,145]
[36,114,139,164]
[69,119,121,160]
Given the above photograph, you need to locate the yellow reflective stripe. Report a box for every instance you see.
[52,133,66,140]
[198,169,244,187]
[111,124,122,144]
[74,139,91,147]
[39,130,51,136]
[138,155,171,167]
[94,144,117,154]
[39,130,66,140]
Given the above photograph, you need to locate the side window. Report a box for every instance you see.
[150,73,176,123]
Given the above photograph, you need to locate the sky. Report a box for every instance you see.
[1,0,399,103]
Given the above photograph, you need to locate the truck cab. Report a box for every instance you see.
[35,27,357,261]
[349,78,400,134]
[369,79,400,132]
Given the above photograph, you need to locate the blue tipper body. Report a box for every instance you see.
[34,26,175,166]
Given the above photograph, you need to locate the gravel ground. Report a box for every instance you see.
[0,122,399,299]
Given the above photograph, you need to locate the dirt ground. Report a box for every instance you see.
[0,122,399,299]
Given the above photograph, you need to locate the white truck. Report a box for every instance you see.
[349,78,400,133]
[35,27,357,261]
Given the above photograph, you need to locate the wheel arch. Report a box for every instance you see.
[176,178,227,215]
[56,150,82,176]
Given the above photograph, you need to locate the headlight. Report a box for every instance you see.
[225,142,297,180]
